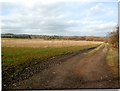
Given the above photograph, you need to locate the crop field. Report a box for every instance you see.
[2,38,102,69]
[2,38,102,48]
[2,38,102,87]
[2,38,119,89]
[2,45,100,68]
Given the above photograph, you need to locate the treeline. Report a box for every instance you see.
[1,33,106,41]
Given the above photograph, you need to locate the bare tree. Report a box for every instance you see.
[108,25,119,48]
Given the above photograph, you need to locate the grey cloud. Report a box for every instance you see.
[1,2,117,36]
[1,2,79,35]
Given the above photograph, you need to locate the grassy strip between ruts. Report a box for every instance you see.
[106,44,119,78]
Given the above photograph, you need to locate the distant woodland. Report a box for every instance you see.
[1,25,119,45]
[1,33,106,42]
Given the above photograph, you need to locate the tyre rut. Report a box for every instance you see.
[10,45,119,89]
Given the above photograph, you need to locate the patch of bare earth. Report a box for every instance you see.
[9,45,119,89]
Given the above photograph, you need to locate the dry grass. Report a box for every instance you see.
[2,38,102,48]
[106,45,119,78]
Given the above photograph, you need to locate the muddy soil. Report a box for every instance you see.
[7,45,119,89]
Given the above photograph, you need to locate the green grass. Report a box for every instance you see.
[2,44,99,70]
[106,45,119,78]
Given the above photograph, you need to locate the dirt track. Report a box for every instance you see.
[10,44,119,89]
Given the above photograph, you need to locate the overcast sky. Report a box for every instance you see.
[0,0,118,36]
